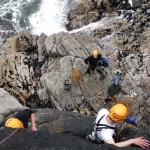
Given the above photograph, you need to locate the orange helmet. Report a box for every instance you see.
[5,118,24,128]
[92,50,99,57]
[109,104,128,122]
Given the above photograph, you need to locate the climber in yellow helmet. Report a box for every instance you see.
[87,104,149,148]
[84,50,104,76]
[0,109,37,131]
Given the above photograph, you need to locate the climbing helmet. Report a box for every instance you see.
[92,50,99,57]
[5,118,24,128]
[109,104,128,122]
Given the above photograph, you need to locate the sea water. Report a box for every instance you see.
[29,0,70,36]
[0,0,71,38]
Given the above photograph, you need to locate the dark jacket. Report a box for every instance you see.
[84,54,102,67]
[107,84,124,97]
[14,109,33,128]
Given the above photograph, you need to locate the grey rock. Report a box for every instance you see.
[0,88,24,115]
[0,109,150,150]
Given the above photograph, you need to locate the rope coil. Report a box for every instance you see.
[71,69,83,84]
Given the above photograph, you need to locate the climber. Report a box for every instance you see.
[104,76,127,104]
[0,109,37,131]
[87,104,149,148]
[84,50,108,77]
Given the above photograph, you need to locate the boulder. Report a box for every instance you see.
[0,88,24,116]
[3,29,38,53]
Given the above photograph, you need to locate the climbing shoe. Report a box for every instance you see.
[86,134,96,141]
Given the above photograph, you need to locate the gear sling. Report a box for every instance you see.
[94,115,116,144]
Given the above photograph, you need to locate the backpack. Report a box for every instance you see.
[64,80,71,90]
[101,57,109,67]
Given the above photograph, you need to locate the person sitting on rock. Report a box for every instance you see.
[0,109,37,131]
[87,104,149,148]
[84,50,106,76]
[104,76,127,104]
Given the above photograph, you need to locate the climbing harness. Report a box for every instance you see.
[116,122,138,142]
[87,115,116,144]
[0,128,19,145]
[95,115,116,131]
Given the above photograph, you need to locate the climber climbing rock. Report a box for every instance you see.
[87,104,149,148]
[84,50,108,79]
[104,76,127,104]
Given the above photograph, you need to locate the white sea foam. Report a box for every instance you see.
[0,0,31,32]
[128,0,132,7]
[0,0,133,37]
[69,21,104,34]
[29,0,69,36]
[70,15,123,34]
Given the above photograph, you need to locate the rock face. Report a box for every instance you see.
[0,88,25,121]
[0,1,149,149]
[0,109,150,150]
[0,0,149,130]
[66,0,99,30]
[0,28,150,128]
[132,0,149,9]
[66,0,132,30]
[66,0,150,31]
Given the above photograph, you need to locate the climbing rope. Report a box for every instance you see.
[0,128,19,145]
[116,122,139,142]
[71,69,100,95]
[71,69,83,84]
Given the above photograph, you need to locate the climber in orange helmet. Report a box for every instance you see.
[87,104,149,148]
[0,109,37,131]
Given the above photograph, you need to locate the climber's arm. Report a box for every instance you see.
[105,137,149,148]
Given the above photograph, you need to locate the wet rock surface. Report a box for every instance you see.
[0,109,150,150]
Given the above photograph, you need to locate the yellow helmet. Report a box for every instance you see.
[109,104,128,122]
[92,50,99,57]
[5,118,24,128]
